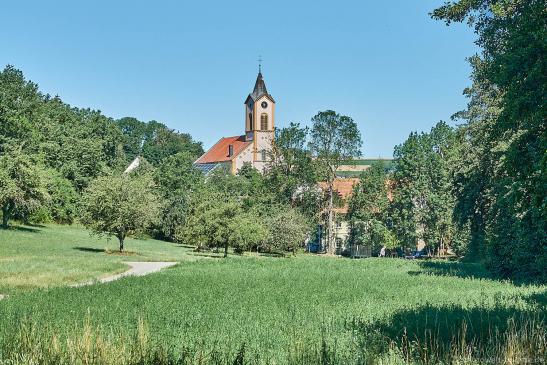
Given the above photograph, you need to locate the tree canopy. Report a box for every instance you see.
[80,173,159,251]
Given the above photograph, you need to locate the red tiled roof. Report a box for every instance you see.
[195,135,251,164]
[318,178,360,214]
[318,178,360,199]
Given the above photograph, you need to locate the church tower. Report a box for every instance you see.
[194,67,276,175]
[244,68,275,170]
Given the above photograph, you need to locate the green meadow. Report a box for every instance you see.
[0,224,545,364]
[0,224,205,294]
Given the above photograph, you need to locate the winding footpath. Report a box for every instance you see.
[0,262,179,300]
[0,262,177,300]
[72,261,178,287]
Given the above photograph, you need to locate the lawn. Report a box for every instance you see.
[0,225,545,364]
[0,224,202,294]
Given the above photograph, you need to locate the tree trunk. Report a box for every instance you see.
[2,203,12,229]
[327,181,335,255]
[118,233,125,252]
[224,242,228,258]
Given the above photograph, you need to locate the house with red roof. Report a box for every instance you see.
[194,69,275,175]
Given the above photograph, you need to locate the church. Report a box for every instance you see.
[194,69,275,175]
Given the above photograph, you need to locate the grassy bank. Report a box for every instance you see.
[0,225,544,363]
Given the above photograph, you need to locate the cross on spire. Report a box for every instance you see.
[258,55,262,73]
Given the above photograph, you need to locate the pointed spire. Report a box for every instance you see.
[252,71,268,98]
[244,59,275,103]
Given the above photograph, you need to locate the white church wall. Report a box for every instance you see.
[233,144,254,173]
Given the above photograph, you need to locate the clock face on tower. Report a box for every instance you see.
[261,101,268,109]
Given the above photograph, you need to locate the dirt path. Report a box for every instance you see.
[73,261,178,287]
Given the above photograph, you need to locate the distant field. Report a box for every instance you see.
[0,224,204,294]
[340,158,395,166]
[0,225,544,364]
[337,159,395,177]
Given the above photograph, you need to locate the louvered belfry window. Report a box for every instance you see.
[260,113,268,130]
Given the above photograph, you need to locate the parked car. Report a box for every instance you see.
[405,249,430,260]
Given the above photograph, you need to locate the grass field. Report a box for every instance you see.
[0,224,545,364]
[0,224,206,294]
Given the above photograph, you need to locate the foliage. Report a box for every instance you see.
[432,0,547,280]
[117,117,204,166]
[262,206,311,254]
[0,148,49,228]
[0,65,201,230]
[153,152,203,241]
[389,122,458,254]
[142,122,203,165]
[175,183,240,256]
[80,173,159,251]
[228,210,269,254]
[347,161,393,254]
[40,170,79,224]
[309,110,362,253]
[0,65,42,150]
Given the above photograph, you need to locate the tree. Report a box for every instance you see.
[266,123,320,221]
[141,123,203,165]
[0,65,42,151]
[309,110,362,254]
[39,99,126,192]
[154,151,203,241]
[263,207,311,255]
[228,211,269,255]
[80,173,159,251]
[116,117,148,161]
[432,0,546,280]
[0,149,49,228]
[42,170,79,224]
[389,122,458,254]
[347,161,393,254]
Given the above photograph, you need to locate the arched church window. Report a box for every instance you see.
[261,150,267,161]
[260,113,268,130]
[249,113,253,130]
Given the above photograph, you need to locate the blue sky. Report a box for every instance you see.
[0,1,477,157]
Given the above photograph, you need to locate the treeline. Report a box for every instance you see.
[0,65,203,227]
[0,66,363,256]
[349,0,546,282]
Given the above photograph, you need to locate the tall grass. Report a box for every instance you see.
[1,312,544,364]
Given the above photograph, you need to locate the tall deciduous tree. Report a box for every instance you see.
[390,122,458,254]
[347,161,395,254]
[154,151,203,241]
[176,185,240,257]
[80,173,159,251]
[432,0,546,280]
[0,65,42,151]
[264,206,311,255]
[267,123,320,221]
[309,110,362,254]
[0,149,49,228]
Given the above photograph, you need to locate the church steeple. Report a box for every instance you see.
[251,72,268,100]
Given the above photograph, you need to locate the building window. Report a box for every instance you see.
[260,113,268,130]
[261,150,267,161]
[249,113,253,130]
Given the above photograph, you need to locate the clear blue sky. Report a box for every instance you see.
[0,0,477,157]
